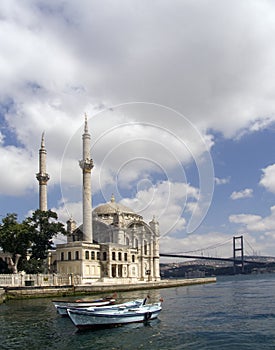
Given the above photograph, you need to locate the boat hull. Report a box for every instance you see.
[67,303,162,330]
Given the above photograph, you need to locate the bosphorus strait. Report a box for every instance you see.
[1,274,275,350]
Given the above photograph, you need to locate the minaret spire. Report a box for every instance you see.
[79,114,94,242]
[41,131,45,148]
[36,132,50,211]
[84,113,88,133]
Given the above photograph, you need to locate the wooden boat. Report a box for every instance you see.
[52,296,116,316]
[67,300,162,330]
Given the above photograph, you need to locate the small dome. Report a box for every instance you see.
[93,194,135,215]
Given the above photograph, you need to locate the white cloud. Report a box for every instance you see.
[55,180,201,239]
[1,0,275,199]
[259,164,275,193]
[0,145,36,196]
[229,205,275,232]
[160,232,234,259]
[52,199,82,225]
[2,1,275,257]
[215,177,230,185]
[121,181,198,237]
[0,132,5,145]
[230,188,253,200]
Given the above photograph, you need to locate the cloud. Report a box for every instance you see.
[160,231,235,259]
[2,1,275,135]
[2,1,275,257]
[230,188,253,200]
[1,0,275,199]
[228,206,275,256]
[0,145,37,196]
[120,181,198,237]
[215,177,230,185]
[55,180,201,239]
[259,164,275,193]
[52,199,82,225]
[229,205,275,232]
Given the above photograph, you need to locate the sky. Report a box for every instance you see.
[1,0,275,260]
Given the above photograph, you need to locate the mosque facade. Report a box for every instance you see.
[38,117,160,284]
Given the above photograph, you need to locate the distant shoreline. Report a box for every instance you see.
[0,277,216,303]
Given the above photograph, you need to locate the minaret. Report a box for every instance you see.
[149,216,160,280]
[79,115,94,242]
[36,132,50,211]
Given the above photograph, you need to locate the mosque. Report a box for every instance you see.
[37,117,160,284]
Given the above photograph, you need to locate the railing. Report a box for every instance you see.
[0,273,74,287]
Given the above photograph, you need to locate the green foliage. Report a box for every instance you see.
[28,210,66,260]
[0,258,9,273]
[22,258,44,274]
[0,213,32,260]
[0,210,66,273]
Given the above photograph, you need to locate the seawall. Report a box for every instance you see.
[1,277,216,302]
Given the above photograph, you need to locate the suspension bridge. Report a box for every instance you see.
[160,235,270,273]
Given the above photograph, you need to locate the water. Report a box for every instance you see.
[1,274,275,349]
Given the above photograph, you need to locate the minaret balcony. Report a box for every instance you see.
[79,158,94,172]
[36,173,50,184]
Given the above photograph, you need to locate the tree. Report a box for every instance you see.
[0,210,66,273]
[0,213,33,272]
[24,210,66,273]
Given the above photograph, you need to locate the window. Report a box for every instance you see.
[75,251,79,260]
[118,252,122,261]
[144,240,148,255]
[112,252,116,260]
[97,252,100,260]
[85,251,89,259]
[91,251,95,260]
[124,253,127,261]
[132,255,135,263]
[61,252,64,261]
[103,252,107,261]
[68,252,71,260]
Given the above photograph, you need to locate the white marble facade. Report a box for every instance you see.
[56,195,160,283]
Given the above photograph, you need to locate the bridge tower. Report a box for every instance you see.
[233,235,244,273]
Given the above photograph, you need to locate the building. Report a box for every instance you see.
[40,116,160,284]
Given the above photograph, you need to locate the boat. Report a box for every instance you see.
[52,296,116,316]
[67,299,162,330]
[55,298,144,316]
[85,298,144,311]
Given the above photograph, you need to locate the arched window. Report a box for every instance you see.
[85,251,89,259]
[132,255,135,262]
[97,252,100,260]
[118,252,122,261]
[68,252,71,260]
[91,251,95,260]
[61,252,64,261]
[124,253,127,261]
[112,251,116,260]
[75,251,79,260]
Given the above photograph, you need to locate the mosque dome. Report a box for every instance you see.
[93,194,136,215]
